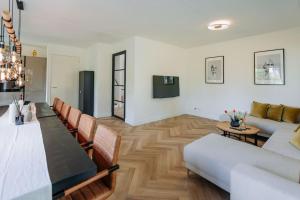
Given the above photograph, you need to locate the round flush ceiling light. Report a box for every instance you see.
[208,20,231,31]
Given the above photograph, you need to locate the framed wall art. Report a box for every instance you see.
[254,49,285,85]
[205,56,224,84]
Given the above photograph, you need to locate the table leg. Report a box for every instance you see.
[223,131,226,136]
[255,135,258,146]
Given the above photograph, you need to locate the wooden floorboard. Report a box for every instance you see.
[97,114,265,200]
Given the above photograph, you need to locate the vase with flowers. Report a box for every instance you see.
[224,109,247,128]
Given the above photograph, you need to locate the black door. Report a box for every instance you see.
[112,51,126,120]
[79,72,84,111]
[79,71,94,116]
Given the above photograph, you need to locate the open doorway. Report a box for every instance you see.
[112,51,126,120]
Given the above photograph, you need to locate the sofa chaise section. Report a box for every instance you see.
[263,126,300,160]
[183,133,300,192]
[231,164,300,200]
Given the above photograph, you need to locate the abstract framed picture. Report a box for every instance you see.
[205,56,224,84]
[254,49,285,85]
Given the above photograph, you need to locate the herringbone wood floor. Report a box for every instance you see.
[96,115,232,200]
[61,114,266,200]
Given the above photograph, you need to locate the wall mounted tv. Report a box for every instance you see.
[153,75,179,98]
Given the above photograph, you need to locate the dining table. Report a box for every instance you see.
[0,102,97,199]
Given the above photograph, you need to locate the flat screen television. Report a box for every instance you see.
[153,75,179,98]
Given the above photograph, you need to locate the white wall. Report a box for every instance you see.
[185,27,300,120]
[131,37,187,125]
[23,44,47,57]
[86,43,112,118]
[3,27,299,126]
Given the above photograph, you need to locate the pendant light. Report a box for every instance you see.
[0,0,24,86]
[10,45,20,63]
[0,66,5,81]
[0,17,8,65]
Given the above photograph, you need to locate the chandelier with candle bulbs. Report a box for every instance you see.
[0,0,24,87]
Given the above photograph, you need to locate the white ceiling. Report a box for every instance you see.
[1,0,300,48]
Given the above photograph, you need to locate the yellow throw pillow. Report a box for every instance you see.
[295,125,300,132]
[267,104,284,122]
[282,106,300,124]
[290,128,300,150]
[250,101,269,118]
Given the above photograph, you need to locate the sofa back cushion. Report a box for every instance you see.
[250,101,269,118]
[267,104,284,122]
[282,106,300,124]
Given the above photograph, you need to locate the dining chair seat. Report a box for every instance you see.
[62,180,112,200]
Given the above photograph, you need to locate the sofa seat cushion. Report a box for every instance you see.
[231,164,300,200]
[246,116,297,136]
[184,133,300,192]
[263,126,300,160]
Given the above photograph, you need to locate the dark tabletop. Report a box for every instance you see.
[35,102,57,118]
[35,103,97,197]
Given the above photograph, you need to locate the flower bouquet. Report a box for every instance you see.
[224,109,247,128]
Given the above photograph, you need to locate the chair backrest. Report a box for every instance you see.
[67,107,81,129]
[92,124,121,190]
[55,99,64,114]
[77,114,96,143]
[61,103,71,121]
[52,97,58,108]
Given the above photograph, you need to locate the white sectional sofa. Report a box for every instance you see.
[231,164,300,200]
[246,115,298,137]
[184,116,300,200]
[247,116,300,160]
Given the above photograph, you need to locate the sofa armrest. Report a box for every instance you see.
[230,164,300,200]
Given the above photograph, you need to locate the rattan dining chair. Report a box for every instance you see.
[61,124,121,200]
[65,107,82,135]
[60,103,71,122]
[54,99,64,116]
[51,97,58,110]
[76,114,96,147]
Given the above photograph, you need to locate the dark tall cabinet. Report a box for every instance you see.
[79,71,94,116]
